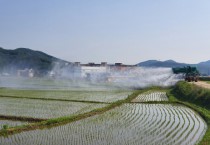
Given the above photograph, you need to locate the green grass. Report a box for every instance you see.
[172,81,210,109]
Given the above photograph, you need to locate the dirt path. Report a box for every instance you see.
[191,81,210,89]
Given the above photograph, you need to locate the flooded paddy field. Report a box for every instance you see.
[0,88,132,103]
[0,103,206,145]
[0,97,108,119]
[0,77,208,145]
[132,91,168,102]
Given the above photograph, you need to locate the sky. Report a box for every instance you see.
[0,0,210,64]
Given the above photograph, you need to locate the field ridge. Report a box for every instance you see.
[0,115,46,122]
[0,95,109,104]
[0,89,150,136]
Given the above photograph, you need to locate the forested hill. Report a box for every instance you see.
[0,47,67,75]
[137,60,190,68]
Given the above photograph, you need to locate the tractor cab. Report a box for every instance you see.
[172,66,199,82]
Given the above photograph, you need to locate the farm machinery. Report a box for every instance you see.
[172,66,200,82]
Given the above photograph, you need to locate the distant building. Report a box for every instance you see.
[47,61,136,81]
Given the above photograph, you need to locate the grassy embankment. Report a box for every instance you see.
[167,81,210,145]
[0,87,161,136]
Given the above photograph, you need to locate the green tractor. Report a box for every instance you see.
[172,66,200,82]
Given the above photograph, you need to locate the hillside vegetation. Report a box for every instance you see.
[172,81,210,109]
[0,47,66,75]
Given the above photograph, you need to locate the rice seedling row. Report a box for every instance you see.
[132,105,172,144]
[0,88,133,103]
[132,91,168,102]
[150,105,206,145]
[0,104,206,145]
[0,97,107,119]
[170,108,192,144]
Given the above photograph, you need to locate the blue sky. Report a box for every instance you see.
[0,0,210,64]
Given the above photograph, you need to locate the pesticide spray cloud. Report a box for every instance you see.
[0,64,180,90]
[47,64,180,90]
[107,67,179,88]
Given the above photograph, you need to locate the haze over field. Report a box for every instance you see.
[0,67,180,90]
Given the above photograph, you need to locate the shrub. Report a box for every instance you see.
[3,124,9,130]
[173,81,210,109]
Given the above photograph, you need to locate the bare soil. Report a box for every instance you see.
[191,81,210,89]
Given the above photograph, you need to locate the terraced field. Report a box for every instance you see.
[0,89,207,144]
[0,89,132,103]
[0,103,206,145]
[132,91,168,102]
[0,97,107,119]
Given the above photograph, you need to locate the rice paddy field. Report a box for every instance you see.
[0,103,207,145]
[0,83,208,145]
[0,77,130,90]
[0,88,132,103]
[132,91,168,102]
[0,97,108,119]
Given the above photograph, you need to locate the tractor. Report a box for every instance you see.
[172,66,200,82]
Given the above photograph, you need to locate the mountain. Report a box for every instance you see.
[0,47,67,75]
[137,60,191,68]
[137,60,210,75]
[197,61,210,76]
[199,60,210,66]
[1,47,210,76]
